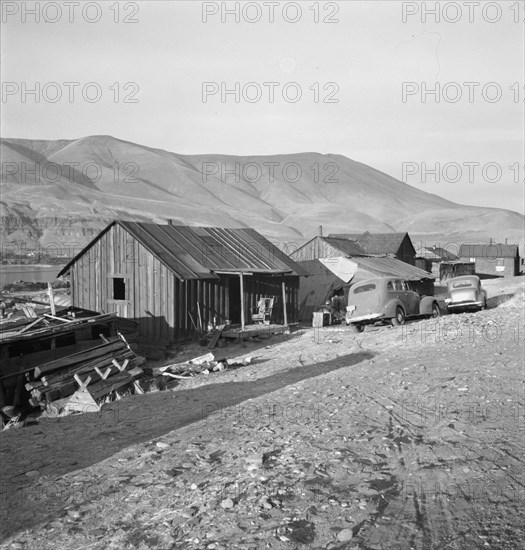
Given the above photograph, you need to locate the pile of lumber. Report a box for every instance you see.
[25,335,145,412]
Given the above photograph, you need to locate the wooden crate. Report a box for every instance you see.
[312,312,329,328]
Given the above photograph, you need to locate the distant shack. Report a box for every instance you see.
[458,242,521,278]
[57,222,306,346]
[328,232,417,265]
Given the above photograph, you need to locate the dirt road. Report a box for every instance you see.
[1,277,523,549]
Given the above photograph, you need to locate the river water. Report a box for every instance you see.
[0,265,65,287]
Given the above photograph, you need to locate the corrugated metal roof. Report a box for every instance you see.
[329,232,408,255]
[58,222,307,279]
[458,243,519,258]
[288,236,366,260]
[422,247,458,261]
[322,237,367,256]
[351,255,435,280]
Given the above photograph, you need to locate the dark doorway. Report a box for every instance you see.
[228,276,241,323]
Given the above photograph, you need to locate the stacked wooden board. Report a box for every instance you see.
[26,335,145,410]
[0,307,145,416]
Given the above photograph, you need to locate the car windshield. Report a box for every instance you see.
[353,283,376,294]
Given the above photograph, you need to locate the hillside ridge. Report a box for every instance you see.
[1,135,523,252]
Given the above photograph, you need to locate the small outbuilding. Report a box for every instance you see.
[328,232,417,265]
[57,222,306,345]
[421,246,459,263]
[458,242,521,278]
[416,246,460,277]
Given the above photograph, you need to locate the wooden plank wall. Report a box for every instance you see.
[290,238,338,262]
[70,225,300,343]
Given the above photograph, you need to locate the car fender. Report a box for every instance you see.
[384,299,404,318]
[419,296,438,315]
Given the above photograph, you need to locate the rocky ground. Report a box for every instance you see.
[0,277,523,550]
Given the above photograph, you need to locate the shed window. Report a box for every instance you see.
[496,258,504,266]
[112,277,126,300]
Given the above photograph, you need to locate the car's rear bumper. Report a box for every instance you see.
[346,313,384,324]
[447,301,484,310]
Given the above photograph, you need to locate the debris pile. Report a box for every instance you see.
[0,306,145,421]
[26,335,146,413]
[148,352,253,380]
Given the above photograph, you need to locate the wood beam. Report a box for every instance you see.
[47,283,56,316]
[282,278,288,326]
[239,273,245,331]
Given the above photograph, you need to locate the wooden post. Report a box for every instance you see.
[13,374,24,407]
[0,379,6,408]
[47,282,56,316]
[239,273,245,331]
[281,278,288,326]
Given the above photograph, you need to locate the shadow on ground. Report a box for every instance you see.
[486,293,515,309]
[0,350,373,540]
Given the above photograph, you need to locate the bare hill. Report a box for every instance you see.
[1,135,523,253]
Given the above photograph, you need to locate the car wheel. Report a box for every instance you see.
[431,303,440,318]
[391,307,405,326]
[351,324,365,333]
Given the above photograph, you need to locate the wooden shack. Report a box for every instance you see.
[328,232,417,265]
[458,242,521,278]
[57,222,306,346]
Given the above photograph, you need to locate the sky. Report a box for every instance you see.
[1,0,524,213]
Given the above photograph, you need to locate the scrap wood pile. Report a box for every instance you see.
[26,335,146,413]
[147,352,253,379]
[0,281,68,326]
[0,306,146,420]
[0,311,116,343]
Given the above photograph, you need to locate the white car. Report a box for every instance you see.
[445,275,487,312]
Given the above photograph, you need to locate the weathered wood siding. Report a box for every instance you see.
[290,239,342,262]
[70,223,180,342]
[397,235,416,265]
[70,225,300,343]
[459,256,520,278]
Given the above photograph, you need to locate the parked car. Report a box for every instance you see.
[345,277,440,332]
[445,275,487,312]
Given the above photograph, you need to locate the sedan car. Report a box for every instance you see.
[345,277,440,332]
[445,275,487,312]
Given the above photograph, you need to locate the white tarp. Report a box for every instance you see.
[319,256,359,283]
